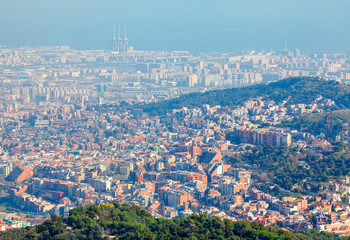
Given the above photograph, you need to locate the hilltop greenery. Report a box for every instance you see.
[136,77,350,116]
[0,203,348,240]
[229,143,350,193]
[279,109,350,141]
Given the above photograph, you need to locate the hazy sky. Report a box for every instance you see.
[1,0,349,52]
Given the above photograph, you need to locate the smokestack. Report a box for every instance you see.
[124,24,127,40]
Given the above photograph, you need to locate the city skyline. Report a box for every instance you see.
[2,1,350,238]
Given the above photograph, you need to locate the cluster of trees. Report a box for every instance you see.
[0,203,348,240]
[134,77,350,116]
[229,144,350,193]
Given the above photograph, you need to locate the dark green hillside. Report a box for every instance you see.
[0,203,348,240]
[136,77,350,116]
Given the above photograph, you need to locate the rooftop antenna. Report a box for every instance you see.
[285,41,288,50]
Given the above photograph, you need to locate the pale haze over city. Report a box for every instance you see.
[1,0,350,52]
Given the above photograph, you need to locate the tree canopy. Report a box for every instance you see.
[0,203,348,240]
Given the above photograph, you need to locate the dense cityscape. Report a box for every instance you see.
[0,27,350,238]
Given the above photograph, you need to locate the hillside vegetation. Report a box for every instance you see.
[280,109,350,140]
[229,143,350,194]
[136,77,350,116]
[0,203,347,240]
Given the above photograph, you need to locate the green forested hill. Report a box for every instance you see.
[0,203,348,240]
[136,77,350,116]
